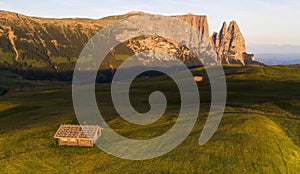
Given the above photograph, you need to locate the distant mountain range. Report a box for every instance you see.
[248,44,300,55]
[247,44,300,65]
[255,54,300,65]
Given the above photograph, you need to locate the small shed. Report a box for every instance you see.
[54,124,103,147]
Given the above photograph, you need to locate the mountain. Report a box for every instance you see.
[255,54,300,65]
[0,10,257,80]
[0,10,131,72]
[211,21,256,65]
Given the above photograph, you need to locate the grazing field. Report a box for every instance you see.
[0,65,300,173]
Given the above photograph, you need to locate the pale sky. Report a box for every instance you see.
[1,0,300,53]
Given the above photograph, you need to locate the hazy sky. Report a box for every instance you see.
[1,0,300,53]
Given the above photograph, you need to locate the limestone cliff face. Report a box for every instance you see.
[127,14,210,67]
[125,13,211,67]
[125,35,201,67]
[0,10,257,73]
[126,15,255,66]
[211,21,254,65]
[175,13,210,39]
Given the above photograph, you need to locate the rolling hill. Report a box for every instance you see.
[0,65,299,173]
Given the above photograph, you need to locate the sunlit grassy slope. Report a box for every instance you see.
[0,65,300,173]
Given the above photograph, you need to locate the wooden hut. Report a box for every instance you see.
[54,124,103,147]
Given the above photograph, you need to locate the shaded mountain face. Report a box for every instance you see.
[0,10,257,76]
[0,10,130,73]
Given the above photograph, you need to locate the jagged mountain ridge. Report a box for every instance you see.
[211,21,255,65]
[0,10,257,74]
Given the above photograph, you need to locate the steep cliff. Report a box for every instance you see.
[124,13,211,67]
[0,10,258,76]
[175,13,210,39]
[211,21,255,65]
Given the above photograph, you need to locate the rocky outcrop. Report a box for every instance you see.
[6,27,19,61]
[211,21,254,65]
[0,10,258,74]
[125,36,201,67]
[175,13,210,39]
[125,14,255,66]
[123,14,211,67]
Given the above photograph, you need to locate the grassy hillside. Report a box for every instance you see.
[0,10,141,74]
[0,65,300,173]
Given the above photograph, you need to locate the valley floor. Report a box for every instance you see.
[0,65,300,173]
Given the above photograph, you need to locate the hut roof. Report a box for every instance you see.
[54,124,102,140]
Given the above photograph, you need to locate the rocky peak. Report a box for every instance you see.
[211,20,253,65]
[220,22,227,38]
[228,21,240,34]
[0,10,258,75]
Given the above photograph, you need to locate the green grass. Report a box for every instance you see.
[50,56,71,65]
[0,65,300,173]
[0,52,15,65]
